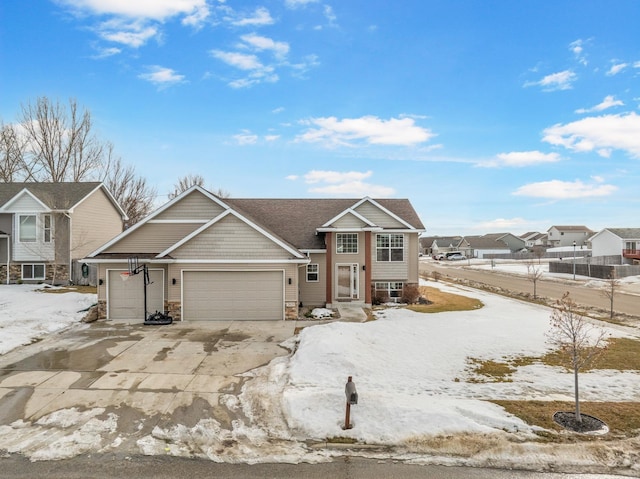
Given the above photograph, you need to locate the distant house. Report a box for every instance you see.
[519,231,548,249]
[459,233,526,259]
[419,236,463,256]
[589,228,640,263]
[0,182,126,285]
[547,225,593,248]
[85,186,425,321]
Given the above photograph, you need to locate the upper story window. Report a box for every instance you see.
[376,233,404,261]
[19,215,36,242]
[306,263,319,282]
[43,214,52,243]
[336,233,358,254]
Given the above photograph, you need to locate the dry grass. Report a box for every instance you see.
[407,286,483,314]
[467,358,516,382]
[493,400,640,438]
[38,285,97,294]
[541,337,640,371]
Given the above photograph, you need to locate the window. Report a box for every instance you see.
[19,215,36,242]
[336,233,358,254]
[306,263,319,282]
[375,281,404,299]
[43,214,52,243]
[376,234,404,261]
[22,264,45,280]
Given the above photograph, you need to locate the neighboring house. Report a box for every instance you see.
[519,231,548,249]
[547,225,593,248]
[84,186,425,321]
[459,233,526,259]
[419,236,463,256]
[589,228,640,263]
[0,182,126,285]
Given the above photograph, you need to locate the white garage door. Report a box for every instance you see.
[108,269,164,320]
[182,270,284,321]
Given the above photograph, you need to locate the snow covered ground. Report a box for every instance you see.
[1,282,640,472]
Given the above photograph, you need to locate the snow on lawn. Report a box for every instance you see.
[0,284,96,355]
[242,280,640,448]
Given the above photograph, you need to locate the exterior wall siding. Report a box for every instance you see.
[354,202,405,228]
[371,233,409,280]
[591,231,623,257]
[154,190,226,221]
[172,214,292,260]
[298,252,326,306]
[332,214,366,228]
[105,223,201,253]
[72,188,123,259]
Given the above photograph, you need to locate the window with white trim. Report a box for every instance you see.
[43,214,52,243]
[19,215,36,242]
[22,264,45,280]
[374,281,404,298]
[306,263,319,282]
[376,233,404,261]
[336,233,358,254]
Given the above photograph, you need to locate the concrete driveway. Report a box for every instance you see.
[0,319,298,457]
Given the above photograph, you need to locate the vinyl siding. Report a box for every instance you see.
[332,213,367,228]
[298,252,326,306]
[105,222,201,253]
[154,190,226,221]
[354,202,405,228]
[371,233,409,280]
[171,214,293,260]
[71,188,123,259]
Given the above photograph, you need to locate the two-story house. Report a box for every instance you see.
[589,228,640,263]
[84,186,425,321]
[0,182,126,284]
[547,225,593,248]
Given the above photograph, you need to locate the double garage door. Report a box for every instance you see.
[182,270,284,321]
[107,269,164,320]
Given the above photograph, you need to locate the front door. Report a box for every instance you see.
[336,264,358,300]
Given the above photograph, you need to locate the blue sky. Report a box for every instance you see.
[1,1,639,236]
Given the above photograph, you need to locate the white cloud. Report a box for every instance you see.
[542,112,640,158]
[513,179,617,199]
[296,115,435,147]
[575,95,624,114]
[295,170,395,197]
[606,62,628,76]
[210,50,263,70]
[285,0,320,8]
[90,46,122,58]
[233,131,259,145]
[264,135,280,141]
[138,65,186,88]
[304,170,373,184]
[569,39,588,65]
[240,34,289,60]
[480,151,561,168]
[58,0,209,48]
[272,107,285,114]
[524,70,577,91]
[231,7,274,26]
[285,175,299,180]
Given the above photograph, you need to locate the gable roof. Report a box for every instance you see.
[225,197,424,250]
[548,225,593,232]
[461,234,512,250]
[600,228,640,240]
[0,182,126,218]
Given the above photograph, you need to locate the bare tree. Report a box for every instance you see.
[601,271,620,320]
[532,245,546,265]
[169,173,229,199]
[100,149,156,228]
[547,292,608,423]
[18,97,104,182]
[525,260,544,299]
[0,122,27,182]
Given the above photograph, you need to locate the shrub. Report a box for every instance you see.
[401,283,420,304]
[432,271,441,282]
[371,285,388,305]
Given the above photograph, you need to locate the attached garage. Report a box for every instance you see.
[107,269,165,320]
[182,270,284,321]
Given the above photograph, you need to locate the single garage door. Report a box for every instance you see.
[108,269,164,320]
[182,270,284,321]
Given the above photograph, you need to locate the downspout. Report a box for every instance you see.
[5,235,9,285]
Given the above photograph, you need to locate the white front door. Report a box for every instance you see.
[336,264,358,300]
